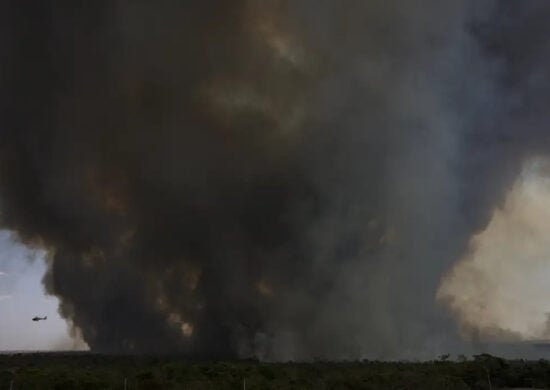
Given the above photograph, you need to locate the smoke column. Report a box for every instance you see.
[438,158,550,344]
[2,0,550,359]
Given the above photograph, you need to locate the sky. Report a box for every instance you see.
[0,231,86,351]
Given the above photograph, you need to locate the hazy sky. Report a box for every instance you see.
[0,232,82,351]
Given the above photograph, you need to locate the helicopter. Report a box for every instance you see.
[32,316,47,321]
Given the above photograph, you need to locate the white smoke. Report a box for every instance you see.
[438,157,550,342]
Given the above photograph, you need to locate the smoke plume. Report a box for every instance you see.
[438,158,550,343]
[2,0,550,359]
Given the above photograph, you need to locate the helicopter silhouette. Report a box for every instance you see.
[32,316,47,322]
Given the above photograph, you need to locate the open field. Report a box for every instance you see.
[1,353,550,389]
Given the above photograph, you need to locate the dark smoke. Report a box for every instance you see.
[1,0,550,359]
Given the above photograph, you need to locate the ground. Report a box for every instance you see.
[1,353,549,389]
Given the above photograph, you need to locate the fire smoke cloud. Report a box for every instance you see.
[438,159,550,343]
[1,0,550,359]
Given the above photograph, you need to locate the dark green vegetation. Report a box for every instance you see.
[1,353,550,389]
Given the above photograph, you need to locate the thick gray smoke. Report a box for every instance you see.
[1,0,550,359]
